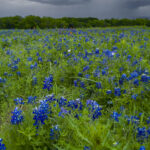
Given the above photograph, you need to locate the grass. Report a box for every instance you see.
[0,27,150,150]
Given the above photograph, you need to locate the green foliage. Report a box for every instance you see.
[0,16,150,29]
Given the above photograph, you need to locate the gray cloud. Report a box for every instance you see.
[122,0,150,9]
[29,0,91,5]
[0,0,150,18]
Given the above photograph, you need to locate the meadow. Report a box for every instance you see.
[0,28,150,150]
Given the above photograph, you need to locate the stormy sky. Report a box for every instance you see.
[0,0,150,18]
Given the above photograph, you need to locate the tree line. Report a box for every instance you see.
[0,16,150,29]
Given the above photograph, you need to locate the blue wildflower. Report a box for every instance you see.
[38,57,43,62]
[106,90,112,95]
[86,100,102,120]
[33,100,50,128]
[139,146,146,150]
[0,77,6,83]
[146,117,150,124]
[80,81,85,89]
[28,96,37,104]
[27,57,32,61]
[67,99,83,111]
[114,87,121,96]
[14,97,24,105]
[32,77,37,85]
[58,97,67,107]
[45,94,56,103]
[83,66,89,72]
[111,112,121,122]
[30,62,37,69]
[136,127,148,143]
[0,138,6,150]
[84,146,91,150]
[58,107,68,118]
[102,69,106,75]
[74,80,78,87]
[95,48,99,54]
[11,107,24,125]
[141,74,149,83]
[133,79,139,86]
[43,75,53,91]
[131,94,138,100]
[50,125,60,140]
[96,82,102,89]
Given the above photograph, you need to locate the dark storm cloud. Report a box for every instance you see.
[122,0,150,9]
[0,0,150,18]
[28,0,91,5]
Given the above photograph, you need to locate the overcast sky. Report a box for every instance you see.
[0,0,150,18]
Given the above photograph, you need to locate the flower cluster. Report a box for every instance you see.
[86,100,102,120]
[50,125,60,140]
[14,97,24,105]
[0,138,6,150]
[11,107,24,125]
[43,75,53,91]
[110,112,121,122]
[136,127,150,143]
[33,100,51,128]
[28,96,37,104]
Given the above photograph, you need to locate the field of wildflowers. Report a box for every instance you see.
[0,28,150,150]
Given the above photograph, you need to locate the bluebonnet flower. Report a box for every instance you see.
[33,100,50,128]
[3,72,8,76]
[96,82,102,89]
[141,74,149,83]
[112,46,118,51]
[0,138,6,150]
[74,80,78,87]
[11,107,23,125]
[119,67,124,72]
[136,127,149,143]
[125,115,139,125]
[102,69,106,75]
[58,107,68,118]
[121,74,127,80]
[103,49,113,58]
[45,94,56,103]
[95,48,99,54]
[133,79,139,86]
[27,57,32,61]
[58,97,67,107]
[0,77,6,83]
[85,74,90,78]
[43,75,53,91]
[106,90,112,95]
[84,146,91,150]
[80,81,85,89]
[114,87,121,96]
[139,146,145,150]
[14,97,24,105]
[83,66,89,72]
[146,117,150,124]
[86,100,102,120]
[132,60,138,66]
[28,96,37,104]
[11,65,18,71]
[16,71,21,76]
[30,62,37,69]
[50,125,60,140]
[32,77,37,85]
[67,99,83,111]
[38,57,43,62]
[128,71,139,80]
[131,94,138,100]
[111,112,121,122]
